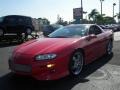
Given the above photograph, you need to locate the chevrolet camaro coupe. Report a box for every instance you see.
[9,24,113,80]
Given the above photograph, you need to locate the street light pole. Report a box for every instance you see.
[81,0,83,21]
[119,0,120,15]
[100,0,104,15]
[113,3,116,19]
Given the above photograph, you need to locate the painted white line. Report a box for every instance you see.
[114,32,120,41]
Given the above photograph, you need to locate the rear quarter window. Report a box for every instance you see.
[24,17,32,24]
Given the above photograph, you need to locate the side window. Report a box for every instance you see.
[94,26,102,35]
[89,26,95,35]
[0,17,4,23]
[89,26,102,35]
[5,17,16,24]
[17,17,24,24]
[24,17,31,24]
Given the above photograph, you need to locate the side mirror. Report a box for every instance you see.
[89,34,97,39]
[86,34,97,41]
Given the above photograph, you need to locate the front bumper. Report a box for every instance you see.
[9,60,32,73]
[8,55,70,80]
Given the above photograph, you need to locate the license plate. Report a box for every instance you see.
[9,61,31,73]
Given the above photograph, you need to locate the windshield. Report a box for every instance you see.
[48,25,87,38]
[0,17,4,23]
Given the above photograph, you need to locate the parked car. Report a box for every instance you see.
[43,24,63,36]
[9,24,113,80]
[100,24,119,32]
[0,15,39,39]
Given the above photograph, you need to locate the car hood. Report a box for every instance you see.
[15,38,81,55]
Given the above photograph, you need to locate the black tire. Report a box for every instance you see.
[69,50,84,76]
[17,33,24,43]
[0,28,4,36]
[106,40,113,55]
[34,34,39,39]
[24,28,32,40]
[0,37,2,42]
[26,28,32,35]
[0,29,4,42]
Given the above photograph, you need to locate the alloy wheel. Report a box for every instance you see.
[70,51,84,75]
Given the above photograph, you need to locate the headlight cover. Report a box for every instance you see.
[35,54,57,61]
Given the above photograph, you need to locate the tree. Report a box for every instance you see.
[103,16,116,24]
[95,14,105,24]
[56,16,68,26]
[88,9,99,22]
[96,14,104,24]
[88,8,116,24]
[38,18,50,25]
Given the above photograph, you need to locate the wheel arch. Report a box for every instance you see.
[72,48,86,65]
[110,37,113,42]
[109,37,113,48]
[74,48,85,59]
[26,26,34,31]
[69,48,85,76]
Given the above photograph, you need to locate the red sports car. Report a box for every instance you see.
[9,24,113,80]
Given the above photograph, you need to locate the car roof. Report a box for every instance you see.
[3,15,31,18]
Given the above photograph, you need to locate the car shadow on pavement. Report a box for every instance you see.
[0,53,113,90]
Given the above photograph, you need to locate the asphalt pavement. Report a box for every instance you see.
[0,32,120,90]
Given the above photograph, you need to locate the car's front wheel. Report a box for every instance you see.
[69,51,84,76]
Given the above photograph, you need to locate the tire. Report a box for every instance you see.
[106,40,113,55]
[0,28,4,36]
[26,28,32,35]
[17,33,24,43]
[24,28,32,40]
[69,51,84,76]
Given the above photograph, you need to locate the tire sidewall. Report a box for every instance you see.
[69,50,84,76]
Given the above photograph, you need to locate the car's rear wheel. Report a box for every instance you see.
[69,51,84,76]
[0,29,4,36]
[26,28,32,35]
[24,28,32,40]
[106,40,113,55]
[17,33,24,43]
[0,29,4,41]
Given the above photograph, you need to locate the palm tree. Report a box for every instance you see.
[88,9,99,22]
[96,14,105,24]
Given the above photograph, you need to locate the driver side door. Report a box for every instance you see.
[85,25,98,64]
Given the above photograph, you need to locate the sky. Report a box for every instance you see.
[0,0,119,23]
